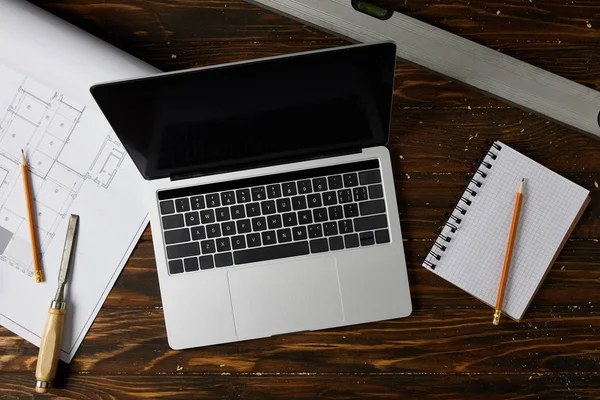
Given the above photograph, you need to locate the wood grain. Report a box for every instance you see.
[1,0,598,398]
[2,308,599,374]
[2,373,600,400]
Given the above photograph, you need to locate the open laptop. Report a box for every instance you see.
[90,42,412,350]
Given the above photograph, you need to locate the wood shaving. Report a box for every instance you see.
[594,181,599,188]
[586,21,592,28]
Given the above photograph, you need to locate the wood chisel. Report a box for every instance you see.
[34,214,79,393]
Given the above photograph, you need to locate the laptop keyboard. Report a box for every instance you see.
[158,159,391,275]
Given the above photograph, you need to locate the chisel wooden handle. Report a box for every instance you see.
[35,304,66,393]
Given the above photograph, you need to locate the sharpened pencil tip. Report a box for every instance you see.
[521,178,524,182]
[20,149,26,165]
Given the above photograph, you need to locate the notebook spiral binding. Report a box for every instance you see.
[423,142,503,270]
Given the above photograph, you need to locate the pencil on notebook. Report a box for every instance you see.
[21,150,44,283]
[493,178,525,325]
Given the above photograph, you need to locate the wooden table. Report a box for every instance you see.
[2,1,600,398]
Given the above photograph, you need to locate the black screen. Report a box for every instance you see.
[90,42,396,180]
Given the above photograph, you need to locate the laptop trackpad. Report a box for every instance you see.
[228,257,344,338]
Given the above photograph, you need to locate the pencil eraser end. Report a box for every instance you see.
[35,386,49,394]
[492,310,501,325]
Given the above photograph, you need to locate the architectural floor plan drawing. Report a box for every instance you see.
[0,64,127,276]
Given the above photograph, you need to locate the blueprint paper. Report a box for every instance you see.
[0,0,159,362]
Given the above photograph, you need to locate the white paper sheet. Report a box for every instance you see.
[0,0,159,362]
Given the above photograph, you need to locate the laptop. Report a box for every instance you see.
[90,42,412,350]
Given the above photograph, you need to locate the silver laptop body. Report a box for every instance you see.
[91,42,412,350]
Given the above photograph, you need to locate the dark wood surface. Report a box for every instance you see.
[2,0,600,398]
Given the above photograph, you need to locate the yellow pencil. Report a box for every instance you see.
[493,178,525,325]
[21,150,44,283]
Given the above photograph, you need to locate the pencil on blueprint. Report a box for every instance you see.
[493,178,525,325]
[21,149,44,283]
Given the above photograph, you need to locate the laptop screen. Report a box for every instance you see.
[90,42,396,180]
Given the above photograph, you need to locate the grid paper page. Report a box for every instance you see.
[423,141,589,320]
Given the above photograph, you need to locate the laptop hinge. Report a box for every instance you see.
[170,148,362,182]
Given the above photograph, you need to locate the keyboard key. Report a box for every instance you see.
[292,226,308,241]
[368,184,384,199]
[236,189,251,203]
[160,200,175,215]
[267,184,282,199]
[297,179,312,194]
[360,231,375,246]
[231,235,246,250]
[191,226,206,241]
[354,214,388,232]
[323,222,338,236]
[221,191,235,205]
[216,207,230,222]
[246,202,261,217]
[328,175,343,189]
[236,219,252,234]
[359,169,382,185]
[216,237,231,252]
[215,252,233,267]
[329,236,344,251]
[338,219,354,234]
[338,189,352,203]
[185,211,200,226]
[200,239,216,254]
[204,223,221,240]
[175,198,190,212]
[282,182,297,196]
[312,177,327,192]
[252,216,267,231]
[277,228,292,243]
[359,199,386,216]
[313,208,328,222]
[234,241,309,265]
[344,203,359,218]
[328,205,343,220]
[292,196,307,210]
[221,221,236,236]
[307,194,322,208]
[343,173,358,187]
[200,209,215,224]
[267,214,283,229]
[310,238,328,253]
[190,195,205,210]
[231,205,246,219]
[282,212,298,227]
[199,255,214,270]
[353,187,368,201]
[167,242,200,259]
[344,233,359,248]
[308,224,323,238]
[375,229,390,244]
[323,191,337,206]
[184,257,199,272]
[164,228,191,245]
[261,230,277,245]
[251,186,266,201]
[298,210,313,224]
[247,233,261,248]
[206,193,220,208]
[162,214,184,230]
[276,198,292,212]
[168,259,184,274]
[261,200,276,215]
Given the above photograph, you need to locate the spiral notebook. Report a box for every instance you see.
[423,141,590,321]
